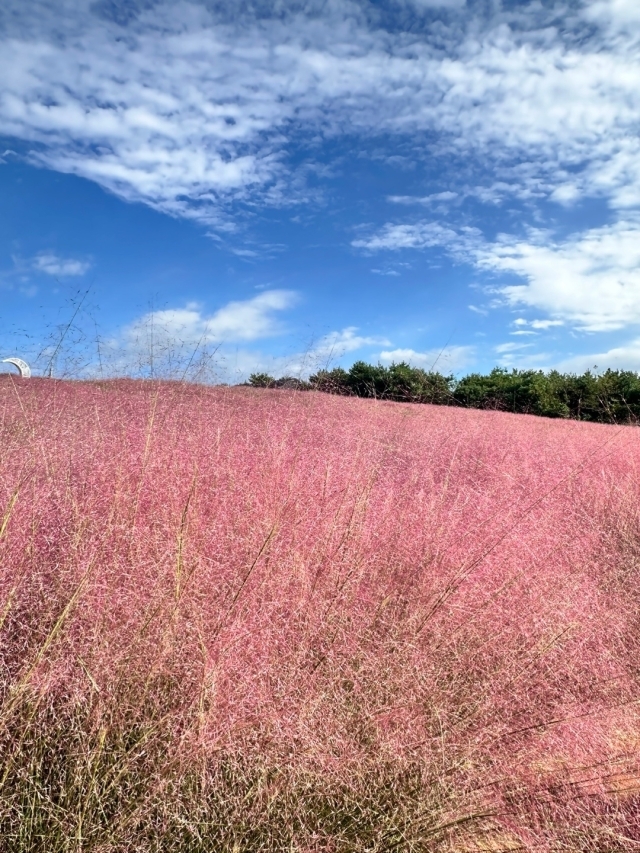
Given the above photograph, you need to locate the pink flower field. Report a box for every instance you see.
[2,376,640,851]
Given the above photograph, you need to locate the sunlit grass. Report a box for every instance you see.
[1,375,640,851]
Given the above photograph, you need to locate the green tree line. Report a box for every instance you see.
[248,363,640,424]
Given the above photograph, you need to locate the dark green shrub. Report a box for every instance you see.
[309,368,351,395]
[248,373,276,388]
[347,361,389,399]
[273,377,311,390]
[386,363,454,405]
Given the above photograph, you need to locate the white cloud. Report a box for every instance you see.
[371,268,401,276]
[205,324,389,382]
[125,320,389,383]
[32,252,91,276]
[556,339,640,374]
[355,218,640,332]
[584,0,640,31]
[352,221,470,252]
[388,191,458,205]
[511,318,564,331]
[549,183,581,206]
[309,327,391,364]
[100,289,298,380]
[123,290,297,350]
[378,345,474,373]
[0,0,639,224]
[475,222,640,332]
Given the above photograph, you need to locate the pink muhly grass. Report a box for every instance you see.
[1,375,640,850]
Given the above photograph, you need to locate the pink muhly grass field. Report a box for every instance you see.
[2,375,640,851]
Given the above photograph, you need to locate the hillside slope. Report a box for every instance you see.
[1,377,640,851]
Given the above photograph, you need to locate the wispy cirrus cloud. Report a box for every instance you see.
[352,221,472,252]
[494,341,533,356]
[1,0,639,227]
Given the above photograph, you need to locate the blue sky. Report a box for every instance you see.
[1,0,640,381]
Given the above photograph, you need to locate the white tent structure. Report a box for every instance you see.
[2,358,31,378]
